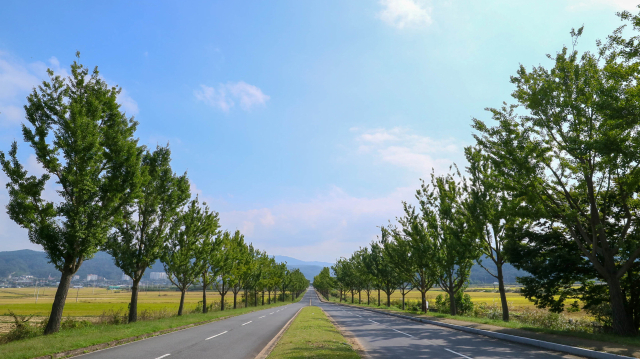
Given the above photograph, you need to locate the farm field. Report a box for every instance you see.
[0,287,232,316]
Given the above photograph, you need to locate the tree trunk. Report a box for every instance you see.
[202,283,208,313]
[496,264,509,321]
[178,289,186,316]
[377,289,380,306]
[608,275,636,335]
[233,291,237,309]
[351,290,354,303]
[421,290,427,313]
[358,291,361,304]
[262,290,264,305]
[220,292,226,311]
[129,277,141,322]
[402,292,405,310]
[449,290,457,316]
[268,290,271,304]
[44,269,74,334]
[387,292,391,307]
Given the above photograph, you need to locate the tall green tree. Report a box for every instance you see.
[367,233,402,307]
[0,55,141,334]
[106,146,190,322]
[383,231,414,310]
[464,147,524,321]
[212,230,242,311]
[162,198,217,315]
[472,20,640,334]
[418,170,477,315]
[396,203,438,313]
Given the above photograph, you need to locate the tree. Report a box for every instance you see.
[368,233,402,307]
[353,249,374,305]
[464,147,524,321]
[162,198,216,315]
[106,146,190,322]
[395,203,438,313]
[212,230,243,311]
[418,170,477,315]
[0,55,141,334]
[229,238,250,309]
[383,231,414,310]
[472,19,640,333]
[313,267,334,299]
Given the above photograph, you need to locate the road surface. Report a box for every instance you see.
[313,291,582,359]
[79,291,312,359]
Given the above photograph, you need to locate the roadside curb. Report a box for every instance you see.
[255,306,304,359]
[314,290,635,359]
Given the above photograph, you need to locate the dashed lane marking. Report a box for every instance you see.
[205,331,228,340]
[259,316,266,318]
[242,321,252,326]
[392,328,414,337]
[444,348,473,359]
[155,355,170,359]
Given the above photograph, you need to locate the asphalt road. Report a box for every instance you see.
[79,291,313,359]
[313,291,582,359]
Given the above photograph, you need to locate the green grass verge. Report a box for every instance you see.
[267,306,360,359]
[325,296,640,349]
[0,292,306,359]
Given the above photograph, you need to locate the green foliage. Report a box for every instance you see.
[435,293,474,315]
[0,55,142,334]
[0,312,39,344]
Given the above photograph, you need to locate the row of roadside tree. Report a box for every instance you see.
[315,10,640,336]
[0,54,308,335]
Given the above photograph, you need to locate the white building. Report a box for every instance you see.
[150,272,168,280]
[121,273,131,281]
[72,275,80,280]
[87,274,98,281]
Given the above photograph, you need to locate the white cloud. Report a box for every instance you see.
[194,81,269,112]
[355,127,460,175]
[220,185,415,262]
[377,0,432,29]
[117,88,139,116]
[566,0,639,11]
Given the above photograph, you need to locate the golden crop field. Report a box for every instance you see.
[0,287,239,317]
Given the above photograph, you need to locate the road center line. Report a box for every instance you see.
[259,315,266,318]
[444,348,473,359]
[205,331,228,340]
[392,328,413,337]
[269,312,274,314]
[368,319,379,324]
[154,355,170,359]
[242,321,252,326]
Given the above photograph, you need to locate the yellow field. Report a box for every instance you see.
[0,287,256,317]
[346,288,559,309]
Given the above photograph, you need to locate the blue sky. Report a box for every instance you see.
[0,0,636,262]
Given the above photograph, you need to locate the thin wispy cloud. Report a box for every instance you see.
[195,81,270,112]
[354,127,460,175]
[566,0,639,11]
[377,0,432,29]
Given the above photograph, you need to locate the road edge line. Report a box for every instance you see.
[316,292,634,359]
[254,306,303,359]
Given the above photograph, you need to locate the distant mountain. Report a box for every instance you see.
[0,250,164,280]
[0,250,526,285]
[273,255,332,282]
[272,256,332,268]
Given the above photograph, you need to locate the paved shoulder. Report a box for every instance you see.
[80,292,312,359]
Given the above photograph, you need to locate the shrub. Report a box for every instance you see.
[435,292,474,315]
[0,311,40,344]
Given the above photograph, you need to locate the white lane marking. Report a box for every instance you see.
[368,319,379,324]
[205,331,228,340]
[392,328,414,337]
[445,348,473,359]
[269,312,274,314]
[242,321,252,326]
[155,355,171,359]
[259,315,266,318]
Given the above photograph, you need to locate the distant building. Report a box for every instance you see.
[87,274,98,281]
[72,275,80,280]
[150,272,168,280]
[121,273,131,281]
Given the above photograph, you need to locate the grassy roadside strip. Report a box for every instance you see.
[1,291,307,359]
[267,306,361,359]
[317,292,640,358]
